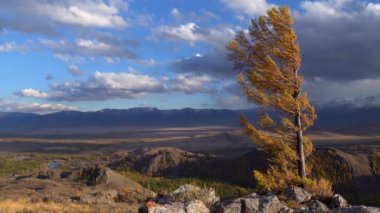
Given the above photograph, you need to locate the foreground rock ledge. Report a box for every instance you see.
[139,185,380,213]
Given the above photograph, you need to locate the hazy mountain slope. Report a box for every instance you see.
[0,106,379,134]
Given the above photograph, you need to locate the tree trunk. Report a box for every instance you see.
[295,110,306,180]
[294,69,306,180]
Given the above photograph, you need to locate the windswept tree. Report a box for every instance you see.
[228,6,331,193]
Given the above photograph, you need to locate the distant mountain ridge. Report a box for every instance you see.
[0,107,257,132]
[0,106,380,134]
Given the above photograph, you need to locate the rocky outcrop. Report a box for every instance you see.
[170,184,219,207]
[109,147,207,176]
[286,186,312,203]
[331,194,349,208]
[140,185,380,213]
[0,164,155,211]
[306,200,330,213]
[218,193,292,213]
[80,190,118,205]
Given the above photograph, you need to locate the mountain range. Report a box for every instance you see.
[0,104,379,135]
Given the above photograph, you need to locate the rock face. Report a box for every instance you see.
[331,194,349,208]
[306,200,330,213]
[140,184,380,213]
[80,190,118,205]
[170,184,219,207]
[286,186,312,203]
[109,147,206,176]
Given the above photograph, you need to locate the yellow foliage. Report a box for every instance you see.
[303,178,333,198]
[228,5,328,194]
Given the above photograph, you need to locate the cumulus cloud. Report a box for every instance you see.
[169,74,216,94]
[68,65,85,76]
[17,89,49,99]
[219,0,275,16]
[0,0,128,33]
[17,70,220,102]
[153,23,235,48]
[40,38,137,62]
[170,8,182,19]
[0,100,78,114]
[44,71,165,101]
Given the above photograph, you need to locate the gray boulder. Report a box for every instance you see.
[260,195,293,213]
[219,193,292,213]
[241,194,260,212]
[286,186,312,203]
[221,199,243,213]
[331,194,349,208]
[186,200,210,213]
[80,190,118,205]
[170,184,219,207]
[306,200,330,213]
[147,202,186,213]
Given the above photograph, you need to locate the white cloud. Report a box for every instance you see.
[365,3,380,17]
[0,100,78,114]
[219,0,274,16]
[299,0,352,19]
[17,88,49,99]
[154,23,201,45]
[0,42,30,53]
[153,23,235,48]
[170,75,215,94]
[40,71,166,101]
[40,38,137,62]
[30,0,128,28]
[68,65,85,76]
[170,8,181,19]
[17,70,220,102]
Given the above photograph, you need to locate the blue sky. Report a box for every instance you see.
[1,0,380,113]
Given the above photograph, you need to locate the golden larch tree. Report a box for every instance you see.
[227,6,331,193]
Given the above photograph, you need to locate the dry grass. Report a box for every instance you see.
[0,200,92,213]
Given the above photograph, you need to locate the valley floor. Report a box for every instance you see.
[0,127,380,212]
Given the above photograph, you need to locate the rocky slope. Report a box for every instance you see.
[110,146,380,207]
[139,184,380,213]
[0,163,155,212]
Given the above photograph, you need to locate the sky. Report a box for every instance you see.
[1,0,380,114]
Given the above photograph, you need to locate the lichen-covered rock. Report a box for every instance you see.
[80,190,118,205]
[170,184,219,207]
[141,200,209,213]
[286,186,312,203]
[331,194,349,208]
[221,199,243,213]
[260,195,293,213]
[332,206,380,213]
[217,193,291,213]
[241,195,260,212]
[147,202,186,213]
[186,200,209,213]
[306,200,330,213]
